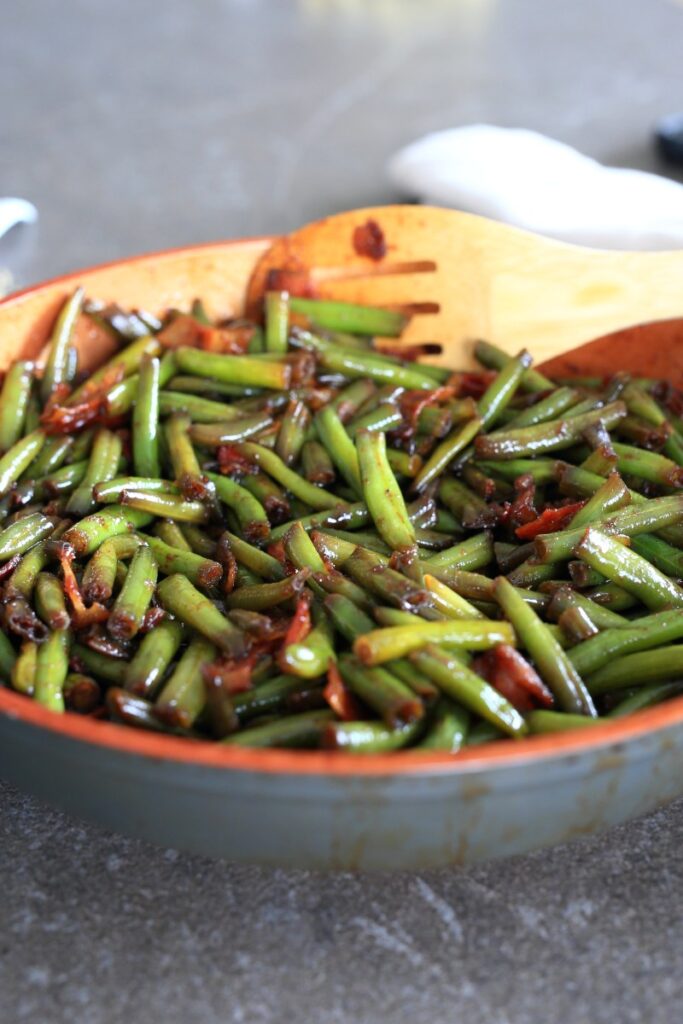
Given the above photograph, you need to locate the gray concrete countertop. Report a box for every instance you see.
[2,1,683,1020]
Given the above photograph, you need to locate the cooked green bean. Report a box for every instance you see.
[494,577,596,716]
[108,544,158,639]
[0,361,34,452]
[133,355,161,477]
[575,528,683,611]
[7,284,683,750]
[40,288,84,403]
[157,574,245,657]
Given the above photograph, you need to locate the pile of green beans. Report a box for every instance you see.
[2,286,683,752]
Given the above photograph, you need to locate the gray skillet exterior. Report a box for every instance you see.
[2,709,683,869]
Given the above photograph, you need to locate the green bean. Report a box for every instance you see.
[124,617,184,698]
[323,719,421,752]
[157,574,245,657]
[569,609,683,677]
[526,710,602,734]
[301,440,336,485]
[222,530,285,580]
[189,414,273,445]
[474,458,559,485]
[356,429,417,564]
[545,587,629,630]
[164,376,261,400]
[68,336,161,405]
[0,430,46,496]
[40,288,84,403]
[474,339,553,393]
[107,544,157,639]
[94,477,178,503]
[607,682,683,718]
[293,330,436,388]
[35,572,70,630]
[417,700,470,752]
[412,417,482,493]
[72,644,127,685]
[153,519,192,551]
[494,577,596,716]
[280,618,335,679]
[25,435,74,479]
[264,291,290,353]
[412,645,527,737]
[338,654,423,727]
[316,405,362,496]
[330,379,378,420]
[474,402,627,460]
[0,512,55,559]
[477,350,532,429]
[233,442,339,510]
[203,472,269,543]
[143,535,222,588]
[575,528,683,611]
[154,637,216,727]
[222,709,334,748]
[63,506,152,556]
[159,391,243,423]
[81,539,118,603]
[0,361,34,452]
[270,503,369,541]
[11,641,36,694]
[283,521,327,574]
[630,534,683,578]
[275,399,310,466]
[504,387,581,429]
[534,494,683,564]
[107,687,188,733]
[422,574,485,620]
[224,569,310,611]
[119,490,209,524]
[66,428,123,515]
[34,629,71,712]
[588,646,683,694]
[289,297,406,337]
[176,347,291,389]
[424,533,494,574]
[568,472,631,530]
[611,441,683,487]
[346,403,403,438]
[133,355,161,477]
[354,618,515,665]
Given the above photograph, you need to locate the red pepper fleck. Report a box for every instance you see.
[515,501,585,540]
[323,663,362,721]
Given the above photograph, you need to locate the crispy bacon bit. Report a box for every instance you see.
[203,654,259,695]
[80,626,132,659]
[156,314,206,350]
[140,606,166,632]
[59,550,109,628]
[323,663,362,721]
[378,342,442,363]
[475,645,554,711]
[216,534,238,594]
[515,501,586,540]
[283,593,312,647]
[217,444,258,476]
[266,539,295,574]
[454,371,497,400]
[398,386,457,431]
[4,598,48,642]
[352,219,386,261]
[0,554,21,582]
[287,351,317,388]
[265,266,316,299]
[199,324,255,354]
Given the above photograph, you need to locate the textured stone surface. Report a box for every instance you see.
[2,781,683,1024]
[2,0,683,1020]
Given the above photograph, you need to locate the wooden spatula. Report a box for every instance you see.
[245,205,683,376]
